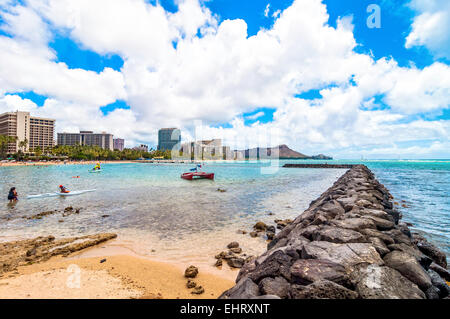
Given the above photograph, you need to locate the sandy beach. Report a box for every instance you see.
[0,235,234,299]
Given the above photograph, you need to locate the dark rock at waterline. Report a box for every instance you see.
[383,251,432,290]
[415,237,447,269]
[253,222,267,231]
[429,262,450,281]
[266,225,276,233]
[425,286,440,299]
[184,265,198,278]
[428,269,450,298]
[227,257,245,269]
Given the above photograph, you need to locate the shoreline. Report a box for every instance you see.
[0,160,136,167]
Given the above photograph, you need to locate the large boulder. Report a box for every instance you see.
[352,265,425,299]
[301,241,384,271]
[359,228,395,245]
[290,259,350,288]
[361,216,395,231]
[330,218,376,231]
[387,243,432,269]
[289,280,358,299]
[258,276,290,298]
[311,226,367,244]
[383,251,432,290]
[248,250,294,283]
[369,237,390,256]
[219,278,260,299]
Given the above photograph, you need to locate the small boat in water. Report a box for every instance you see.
[181,172,214,180]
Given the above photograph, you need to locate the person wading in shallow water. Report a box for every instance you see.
[8,187,18,202]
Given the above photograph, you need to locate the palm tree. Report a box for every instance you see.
[18,139,28,153]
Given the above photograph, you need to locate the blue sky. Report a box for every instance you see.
[0,0,449,158]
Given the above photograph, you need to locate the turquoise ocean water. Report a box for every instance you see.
[0,159,448,265]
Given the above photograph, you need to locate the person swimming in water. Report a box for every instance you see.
[93,162,101,170]
[59,185,70,193]
[7,187,18,202]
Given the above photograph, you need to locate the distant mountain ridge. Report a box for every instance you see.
[237,144,332,160]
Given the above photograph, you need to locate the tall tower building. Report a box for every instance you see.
[158,128,181,151]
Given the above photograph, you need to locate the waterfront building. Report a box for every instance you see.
[0,111,55,153]
[180,139,233,160]
[158,128,181,151]
[133,144,149,152]
[113,138,125,151]
[57,131,114,150]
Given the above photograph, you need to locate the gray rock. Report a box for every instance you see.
[383,229,411,245]
[290,280,358,299]
[361,216,395,230]
[331,218,376,231]
[429,262,450,281]
[219,278,260,299]
[359,228,395,245]
[290,259,350,287]
[312,226,366,244]
[387,243,432,269]
[369,237,390,256]
[352,265,425,299]
[301,241,384,271]
[428,269,450,298]
[319,200,345,217]
[258,276,290,298]
[383,251,432,290]
[425,286,440,299]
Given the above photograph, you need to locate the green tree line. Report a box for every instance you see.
[0,135,173,160]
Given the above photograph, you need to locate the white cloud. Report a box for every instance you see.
[0,0,448,156]
[264,3,270,18]
[405,0,450,59]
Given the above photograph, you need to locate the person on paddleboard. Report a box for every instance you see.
[59,185,70,193]
[93,162,101,170]
[8,187,18,202]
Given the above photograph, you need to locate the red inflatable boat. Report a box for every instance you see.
[181,172,215,180]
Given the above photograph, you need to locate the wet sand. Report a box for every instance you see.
[0,235,235,299]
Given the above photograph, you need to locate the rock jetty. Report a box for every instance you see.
[219,165,449,299]
[283,164,355,169]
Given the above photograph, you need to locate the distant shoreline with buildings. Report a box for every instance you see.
[1,111,332,162]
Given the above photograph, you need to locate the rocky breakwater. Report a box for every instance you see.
[220,165,450,299]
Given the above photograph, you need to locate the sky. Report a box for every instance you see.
[0,0,449,159]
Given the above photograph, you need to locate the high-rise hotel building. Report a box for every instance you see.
[0,111,55,153]
[57,131,114,151]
